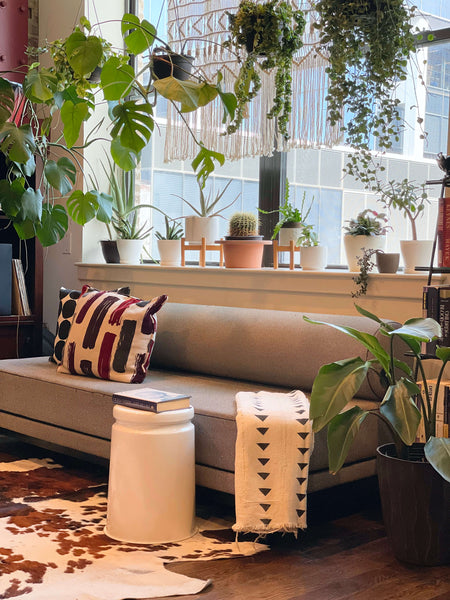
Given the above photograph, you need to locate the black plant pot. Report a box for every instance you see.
[151,51,194,81]
[100,240,120,264]
[377,443,450,566]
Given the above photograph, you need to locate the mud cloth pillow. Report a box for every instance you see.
[57,289,167,383]
[51,285,130,364]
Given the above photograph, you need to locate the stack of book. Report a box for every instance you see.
[416,379,450,441]
[112,387,191,413]
[422,284,450,354]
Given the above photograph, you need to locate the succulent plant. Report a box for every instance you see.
[228,212,259,237]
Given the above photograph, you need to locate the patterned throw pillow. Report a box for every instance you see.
[57,289,167,383]
[51,286,131,364]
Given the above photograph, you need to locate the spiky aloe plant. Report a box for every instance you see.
[228,212,259,237]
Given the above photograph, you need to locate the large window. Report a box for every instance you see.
[137,1,450,266]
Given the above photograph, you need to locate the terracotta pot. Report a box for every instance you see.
[377,443,450,566]
[218,239,271,268]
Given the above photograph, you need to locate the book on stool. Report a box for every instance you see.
[112,387,191,412]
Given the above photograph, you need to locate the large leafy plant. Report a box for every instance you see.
[304,305,450,483]
[0,14,237,246]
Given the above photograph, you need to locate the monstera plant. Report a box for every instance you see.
[0,14,237,246]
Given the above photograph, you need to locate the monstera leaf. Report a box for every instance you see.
[121,13,156,55]
[0,123,36,164]
[0,78,15,127]
[66,190,102,225]
[110,101,154,154]
[44,157,77,195]
[36,204,69,247]
[23,68,58,103]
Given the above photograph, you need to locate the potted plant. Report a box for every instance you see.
[155,216,184,267]
[217,211,271,268]
[259,186,314,246]
[304,305,450,565]
[343,209,389,272]
[314,0,417,182]
[379,178,432,273]
[224,0,306,140]
[150,45,194,81]
[297,224,327,271]
[176,178,239,244]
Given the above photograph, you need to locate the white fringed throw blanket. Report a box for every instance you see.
[233,390,313,535]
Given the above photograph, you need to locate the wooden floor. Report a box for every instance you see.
[166,481,450,600]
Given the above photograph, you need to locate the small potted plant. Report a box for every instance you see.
[225,0,306,139]
[218,211,271,268]
[343,209,389,272]
[304,305,450,565]
[259,186,314,246]
[297,224,327,271]
[379,178,432,273]
[155,216,184,267]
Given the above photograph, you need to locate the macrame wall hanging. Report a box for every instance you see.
[164,0,342,162]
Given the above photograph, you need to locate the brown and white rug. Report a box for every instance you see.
[0,441,267,599]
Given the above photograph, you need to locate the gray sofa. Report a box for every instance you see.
[0,303,396,495]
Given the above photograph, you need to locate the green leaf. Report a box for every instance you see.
[13,218,37,240]
[65,31,103,76]
[390,318,441,342]
[121,13,156,55]
[435,346,450,364]
[44,157,77,195]
[66,190,98,225]
[16,187,43,222]
[217,88,237,123]
[380,379,421,445]
[153,78,218,112]
[310,357,371,431]
[0,123,36,163]
[110,101,153,153]
[23,67,58,103]
[424,437,450,482]
[60,99,89,148]
[0,177,26,218]
[327,407,369,474]
[191,144,225,188]
[36,203,69,246]
[101,57,135,101]
[88,190,113,223]
[0,78,15,126]
[110,136,141,171]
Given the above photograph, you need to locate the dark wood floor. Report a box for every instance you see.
[166,481,450,600]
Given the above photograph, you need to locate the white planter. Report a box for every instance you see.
[279,223,304,247]
[344,235,386,272]
[400,240,433,274]
[157,239,181,267]
[184,216,219,245]
[300,245,327,270]
[116,239,144,264]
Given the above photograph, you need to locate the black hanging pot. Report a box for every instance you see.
[151,47,194,81]
[100,240,120,264]
[377,443,450,566]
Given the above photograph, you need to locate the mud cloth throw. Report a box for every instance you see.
[233,390,313,535]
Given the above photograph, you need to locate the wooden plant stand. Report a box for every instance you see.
[181,238,224,267]
[273,240,301,270]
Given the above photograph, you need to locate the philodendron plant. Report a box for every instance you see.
[304,305,450,483]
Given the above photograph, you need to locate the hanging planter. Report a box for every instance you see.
[150,47,194,81]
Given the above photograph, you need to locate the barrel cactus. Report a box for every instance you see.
[228,212,259,237]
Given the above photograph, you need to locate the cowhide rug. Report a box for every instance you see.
[0,441,267,599]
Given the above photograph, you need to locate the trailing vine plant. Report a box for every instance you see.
[351,247,377,298]
[225,0,306,140]
[314,0,418,183]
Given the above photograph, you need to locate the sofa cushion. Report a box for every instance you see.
[57,290,167,383]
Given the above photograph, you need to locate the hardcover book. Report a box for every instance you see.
[112,387,191,412]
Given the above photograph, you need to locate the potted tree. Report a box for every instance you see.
[155,216,184,267]
[218,211,271,268]
[304,305,450,565]
[379,178,432,273]
[343,209,389,272]
[225,0,306,140]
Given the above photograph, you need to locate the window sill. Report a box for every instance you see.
[76,263,447,323]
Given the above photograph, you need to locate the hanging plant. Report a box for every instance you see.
[314,0,417,182]
[224,0,306,140]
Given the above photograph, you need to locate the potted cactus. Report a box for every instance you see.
[218,211,271,268]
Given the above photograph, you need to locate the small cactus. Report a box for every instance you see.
[229,212,259,237]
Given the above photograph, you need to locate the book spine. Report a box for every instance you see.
[439,290,450,347]
[444,386,450,438]
[438,197,450,268]
[422,286,440,354]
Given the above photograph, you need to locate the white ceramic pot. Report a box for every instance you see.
[300,245,327,270]
[157,239,181,267]
[400,240,433,274]
[279,223,304,247]
[344,235,386,272]
[184,216,219,245]
[116,239,144,264]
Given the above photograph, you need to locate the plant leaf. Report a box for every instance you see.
[310,357,371,431]
[380,379,421,445]
[390,318,441,342]
[110,101,153,153]
[65,31,103,76]
[0,78,15,126]
[16,187,43,223]
[36,203,68,246]
[424,437,450,482]
[66,190,98,225]
[435,346,450,364]
[89,190,113,223]
[110,137,141,171]
[0,177,27,218]
[23,67,58,103]
[101,57,135,101]
[60,99,89,148]
[121,13,156,55]
[0,123,36,163]
[153,78,218,112]
[191,144,225,188]
[44,157,77,195]
[327,407,369,473]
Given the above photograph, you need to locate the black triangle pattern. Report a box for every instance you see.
[258,458,270,465]
[298,432,309,440]
[260,519,272,526]
[257,443,270,451]
[259,488,271,496]
[257,427,269,435]
[297,493,306,502]
[258,472,270,480]
[255,414,268,421]
[260,503,271,512]
[297,477,307,485]
[297,509,305,517]
[298,462,308,470]
[298,448,309,455]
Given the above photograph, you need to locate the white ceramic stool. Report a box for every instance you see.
[105,403,196,543]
